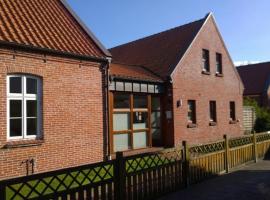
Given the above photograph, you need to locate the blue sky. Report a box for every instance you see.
[66,0,270,63]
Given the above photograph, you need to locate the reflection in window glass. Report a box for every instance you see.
[27,100,37,117]
[151,128,161,140]
[8,75,41,139]
[114,94,130,109]
[113,113,130,131]
[151,111,161,128]
[188,100,196,123]
[133,132,147,149]
[9,77,22,94]
[133,112,148,129]
[27,118,37,135]
[27,78,37,94]
[152,97,161,110]
[114,133,131,152]
[10,100,22,117]
[230,101,236,121]
[10,118,22,137]
[134,95,147,108]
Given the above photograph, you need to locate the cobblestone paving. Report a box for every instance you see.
[159,160,270,200]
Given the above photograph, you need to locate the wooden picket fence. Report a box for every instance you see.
[1,132,270,200]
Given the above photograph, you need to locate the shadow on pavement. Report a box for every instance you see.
[159,161,270,200]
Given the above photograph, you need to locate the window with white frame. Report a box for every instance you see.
[7,75,42,140]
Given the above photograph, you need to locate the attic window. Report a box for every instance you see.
[202,49,210,73]
[216,53,223,75]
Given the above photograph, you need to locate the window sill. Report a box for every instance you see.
[187,123,197,128]
[215,73,224,77]
[209,121,217,126]
[229,120,237,124]
[4,139,44,149]
[202,71,211,75]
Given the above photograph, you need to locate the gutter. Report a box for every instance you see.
[0,41,109,64]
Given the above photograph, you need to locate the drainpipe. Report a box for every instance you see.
[104,57,112,160]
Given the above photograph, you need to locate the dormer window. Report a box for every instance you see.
[202,49,210,74]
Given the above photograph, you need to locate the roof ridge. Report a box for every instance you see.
[109,16,206,51]
[237,61,270,68]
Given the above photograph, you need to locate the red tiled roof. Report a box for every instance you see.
[0,0,109,59]
[109,16,207,79]
[237,62,270,95]
[110,63,163,83]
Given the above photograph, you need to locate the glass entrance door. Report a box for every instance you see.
[111,93,162,153]
[151,97,162,146]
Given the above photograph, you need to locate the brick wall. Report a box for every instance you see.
[0,48,106,180]
[171,16,244,145]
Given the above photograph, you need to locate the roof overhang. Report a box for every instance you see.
[60,0,112,58]
[0,41,109,64]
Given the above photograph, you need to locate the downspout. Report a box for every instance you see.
[105,57,112,160]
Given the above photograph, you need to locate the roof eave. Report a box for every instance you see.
[169,13,211,79]
[60,0,112,58]
[0,41,109,63]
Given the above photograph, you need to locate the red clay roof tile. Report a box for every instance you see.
[110,63,163,83]
[0,0,107,59]
[109,16,207,79]
[237,62,270,95]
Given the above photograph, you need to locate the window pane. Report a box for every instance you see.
[133,131,147,149]
[9,77,22,93]
[134,95,147,108]
[188,100,196,123]
[27,118,37,135]
[113,113,130,131]
[10,100,22,117]
[27,100,37,117]
[230,102,236,120]
[133,112,148,129]
[152,128,161,140]
[27,78,37,94]
[151,111,161,128]
[216,53,222,74]
[10,118,22,137]
[210,101,217,122]
[114,94,130,109]
[152,97,161,110]
[113,133,131,152]
[202,49,210,72]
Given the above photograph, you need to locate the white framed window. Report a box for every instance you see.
[7,75,42,140]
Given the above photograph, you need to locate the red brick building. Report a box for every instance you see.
[0,0,111,179]
[109,13,244,153]
[0,1,244,180]
[237,62,270,107]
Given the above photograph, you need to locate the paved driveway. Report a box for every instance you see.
[159,160,270,200]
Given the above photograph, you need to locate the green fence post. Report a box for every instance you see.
[224,135,230,173]
[114,152,125,200]
[253,132,258,163]
[182,141,190,187]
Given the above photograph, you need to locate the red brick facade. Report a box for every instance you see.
[171,16,243,145]
[0,49,106,180]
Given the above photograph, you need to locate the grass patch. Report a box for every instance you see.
[5,154,175,199]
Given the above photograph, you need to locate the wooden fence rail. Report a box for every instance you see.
[1,132,270,200]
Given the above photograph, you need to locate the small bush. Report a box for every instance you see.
[244,97,270,132]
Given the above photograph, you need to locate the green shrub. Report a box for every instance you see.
[244,97,270,132]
